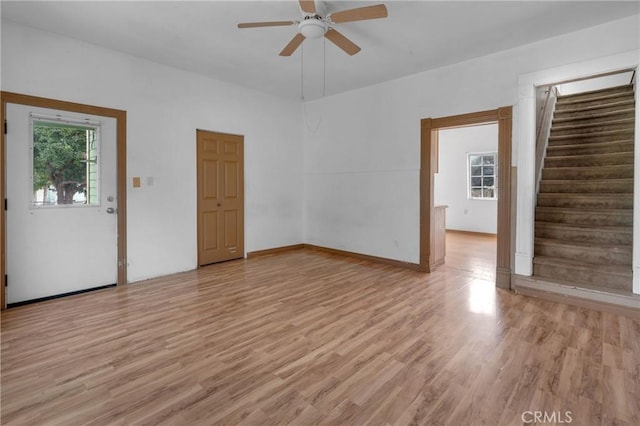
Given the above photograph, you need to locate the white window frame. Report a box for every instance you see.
[467,152,498,200]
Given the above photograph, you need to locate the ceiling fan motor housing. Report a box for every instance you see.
[299,16,327,39]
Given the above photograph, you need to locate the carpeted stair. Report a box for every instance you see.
[534,84,635,292]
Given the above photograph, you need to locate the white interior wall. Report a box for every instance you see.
[1,21,304,282]
[303,15,639,264]
[2,14,639,282]
[435,124,498,234]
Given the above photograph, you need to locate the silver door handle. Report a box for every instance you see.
[106,207,116,214]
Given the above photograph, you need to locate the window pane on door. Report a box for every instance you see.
[31,119,100,207]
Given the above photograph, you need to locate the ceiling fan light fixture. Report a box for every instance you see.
[298,19,326,39]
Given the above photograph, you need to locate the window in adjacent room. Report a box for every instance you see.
[468,152,497,200]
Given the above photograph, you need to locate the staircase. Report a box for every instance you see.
[533,84,635,293]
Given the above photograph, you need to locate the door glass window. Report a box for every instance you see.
[31,117,101,207]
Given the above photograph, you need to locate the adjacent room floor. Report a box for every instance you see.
[1,233,638,425]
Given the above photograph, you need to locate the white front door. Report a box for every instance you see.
[5,104,118,304]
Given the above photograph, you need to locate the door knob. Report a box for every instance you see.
[106,207,116,214]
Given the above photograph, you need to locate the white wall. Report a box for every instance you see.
[304,15,639,264]
[1,21,304,282]
[435,124,498,234]
[2,14,639,282]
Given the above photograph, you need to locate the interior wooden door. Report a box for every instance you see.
[197,130,244,266]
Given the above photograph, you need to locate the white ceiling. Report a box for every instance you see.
[2,1,639,100]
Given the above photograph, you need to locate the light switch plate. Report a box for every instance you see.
[132,177,141,188]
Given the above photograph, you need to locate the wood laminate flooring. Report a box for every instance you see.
[1,234,639,425]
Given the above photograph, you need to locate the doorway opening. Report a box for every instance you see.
[434,123,498,282]
[420,107,512,289]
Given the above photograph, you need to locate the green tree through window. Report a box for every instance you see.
[33,121,98,205]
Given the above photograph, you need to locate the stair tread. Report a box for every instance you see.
[535,237,632,251]
[544,151,633,159]
[540,165,634,178]
[539,178,633,183]
[554,99,635,115]
[549,129,634,140]
[535,221,633,233]
[547,139,633,150]
[551,118,635,131]
[542,164,633,171]
[528,275,638,297]
[533,255,632,276]
[537,193,632,197]
[557,91,634,105]
[536,206,632,213]
[536,194,634,209]
[553,108,635,124]
[557,85,633,101]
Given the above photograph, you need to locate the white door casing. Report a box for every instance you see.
[6,104,118,303]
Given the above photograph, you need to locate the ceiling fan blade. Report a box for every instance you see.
[238,21,296,28]
[280,33,306,56]
[329,4,388,23]
[325,28,361,56]
[299,0,316,14]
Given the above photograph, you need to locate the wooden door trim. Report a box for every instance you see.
[420,107,513,289]
[196,129,245,267]
[0,91,128,309]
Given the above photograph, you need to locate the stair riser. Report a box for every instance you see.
[536,196,633,209]
[535,210,632,226]
[549,131,634,145]
[553,102,635,119]
[539,181,633,193]
[542,167,633,180]
[544,154,633,168]
[555,94,635,110]
[535,227,632,245]
[535,243,631,265]
[553,110,635,126]
[546,141,633,156]
[550,122,634,137]
[533,263,632,291]
[558,86,633,102]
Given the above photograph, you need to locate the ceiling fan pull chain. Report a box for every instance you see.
[300,41,305,101]
[323,36,326,97]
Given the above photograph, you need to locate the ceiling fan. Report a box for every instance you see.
[237,1,388,56]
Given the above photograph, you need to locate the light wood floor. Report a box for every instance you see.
[1,233,639,425]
